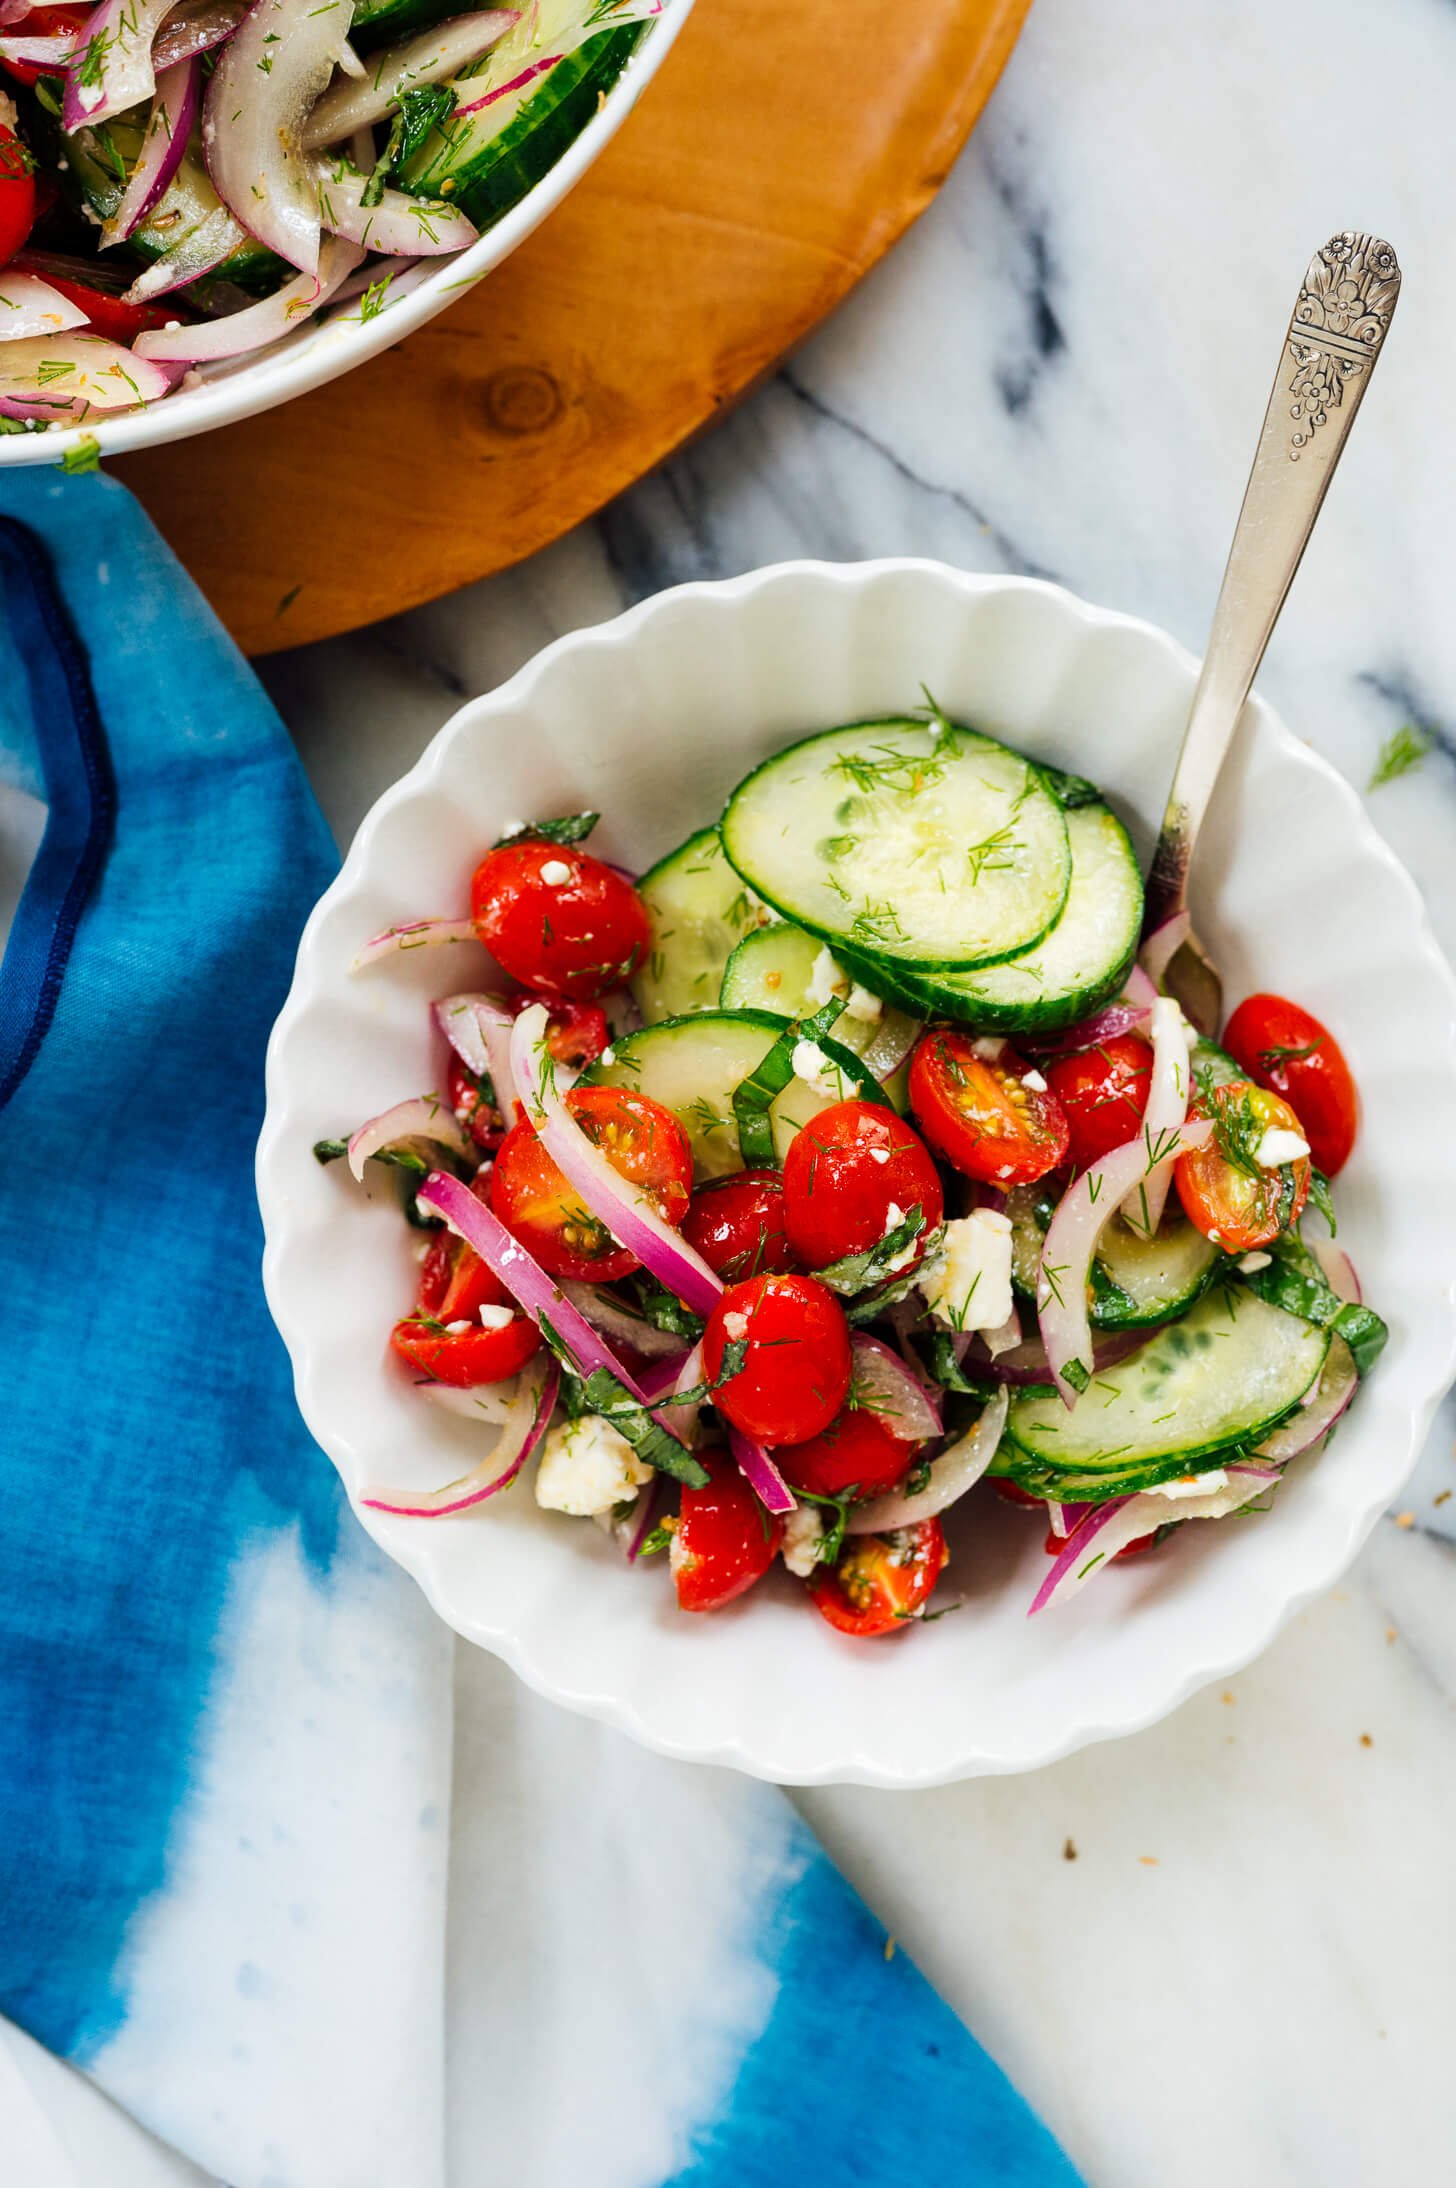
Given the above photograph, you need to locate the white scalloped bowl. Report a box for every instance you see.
[258,560,1456,1787]
[0,2,693,468]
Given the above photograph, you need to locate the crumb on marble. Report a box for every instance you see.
[1220,1691,1236,1705]
[1395,1511,1415,1529]
[1139,1855,1159,1867]
[1063,1837,1077,1862]
[1386,1627,1397,1643]
[1360,1733,1373,1748]
[1435,1490,1452,1507]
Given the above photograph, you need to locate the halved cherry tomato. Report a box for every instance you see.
[775,1405,918,1500]
[670,1445,784,1611]
[0,5,88,84]
[470,839,649,1000]
[446,1054,505,1154]
[1222,993,1357,1178]
[0,128,36,270]
[994,1479,1045,1509]
[808,1519,947,1637]
[390,1310,540,1388]
[681,1168,796,1281]
[1043,1034,1154,1175]
[9,255,179,340]
[489,1085,692,1282]
[1042,1524,1157,1561]
[702,1272,851,1445]
[417,1230,513,1325]
[781,1099,943,1274]
[909,1029,1069,1187]
[1174,1078,1310,1253]
[506,992,611,1070]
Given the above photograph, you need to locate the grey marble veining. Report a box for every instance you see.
[260,3,1456,2180]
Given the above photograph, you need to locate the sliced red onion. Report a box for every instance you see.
[1037,1118,1212,1406]
[1254,1336,1357,1462]
[1139,910,1191,993]
[314,160,479,255]
[632,1343,698,1402]
[299,12,519,148]
[363,1353,557,1516]
[204,0,355,275]
[561,1281,692,1365]
[121,204,246,304]
[728,1426,796,1516]
[452,53,557,117]
[847,1387,1008,1533]
[346,1092,470,1182]
[0,334,173,418]
[1023,999,1151,1059]
[0,0,43,27]
[1029,1462,1277,1615]
[61,0,175,128]
[626,1473,664,1560]
[451,0,661,114]
[980,1304,1024,1360]
[134,235,363,361]
[102,59,198,245]
[434,993,519,1127]
[1121,995,1193,1235]
[1309,1239,1361,1304]
[511,1003,723,1319]
[152,0,248,67]
[849,1332,941,1443]
[1123,963,1159,1011]
[0,32,82,62]
[966,1324,1151,1386]
[352,915,478,971]
[860,1010,920,1083]
[0,273,89,339]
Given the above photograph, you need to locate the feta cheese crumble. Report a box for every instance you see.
[534,1414,652,1517]
[791,1039,844,1100]
[1144,1469,1229,1502]
[869,1145,891,1165]
[806,945,883,1025]
[845,983,883,1023]
[477,1304,515,1331]
[599,1046,617,1067]
[444,1320,472,1336]
[1238,1250,1272,1273]
[722,1310,749,1341]
[1021,1067,1048,1093]
[917,1209,1014,1333]
[781,1505,826,1578]
[539,858,573,887]
[1255,1126,1310,1169]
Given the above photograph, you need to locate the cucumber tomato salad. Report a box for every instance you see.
[0,0,659,430]
[320,704,1384,1634]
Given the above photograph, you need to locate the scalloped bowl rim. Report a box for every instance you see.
[0,0,695,467]
[258,559,1456,1787]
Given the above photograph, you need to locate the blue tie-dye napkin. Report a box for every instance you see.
[0,469,1082,2188]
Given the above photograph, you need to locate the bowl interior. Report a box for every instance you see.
[260,561,1456,1785]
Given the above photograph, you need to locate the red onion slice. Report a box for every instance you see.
[1139,910,1191,994]
[1037,1119,1212,1406]
[299,11,519,148]
[314,159,478,255]
[433,993,519,1127]
[1309,1239,1361,1303]
[0,273,89,339]
[1253,1336,1357,1462]
[121,204,247,304]
[1121,995,1192,1235]
[204,0,355,275]
[134,234,363,361]
[152,0,248,68]
[1023,999,1152,1059]
[727,1426,796,1516]
[511,1003,724,1319]
[0,32,82,61]
[452,52,559,118]
[363,1353,558,1517]
[0,333,173,418]
[352,916,477,971]
[849,1332,941,1443]
[968,1324,1153,1386]
[345,1092,471,1182]
[560,1281,692,1364]
[1029,1462,1279,1615]
[847,1387,1008,1533]
[0,0,43,27]
[632,1343,699,1401]
[61,0,176,128]
[102,58,198,245]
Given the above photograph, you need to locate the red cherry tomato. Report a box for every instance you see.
[1174,1078,1310,1253]
[0,128,36,270]
[671,1446,784,1611]
[0,5,88,84]
[1043,1034,1154,1174]
[994,1479,1045,1509]
[775,1406,918,1500]
[1042,1524,1157,1562]
[1222,993,1357,1178]
[702,1273,852,1445]
[505,992,611,1070]
[390,1310,540,1388]
[10,255,181,339]
[909,1029,1069,1187]
[446,1053,505,1154]
[681,1168,796,1281]
[780,1099,944,1274]
[417,1231,513,1325]
[470,839,649,1001]
[808,1519,947,1637]
[489,1085,692,1283]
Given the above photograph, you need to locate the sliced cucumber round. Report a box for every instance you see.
[863,803,1141,1032]
[582,1009,885,1179]
[721,718,1071,974]
[1002,1288,1329,1496]
[629,828,771,1026]
[720,923,922,1076]
[1005,1187,1221,1330]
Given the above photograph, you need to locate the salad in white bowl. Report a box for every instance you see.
[315,702,1387,1638]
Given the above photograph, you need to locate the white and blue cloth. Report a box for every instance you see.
[0,468,1082,2188]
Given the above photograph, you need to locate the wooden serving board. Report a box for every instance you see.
[116,0,1032,657]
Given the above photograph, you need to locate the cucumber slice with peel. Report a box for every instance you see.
[721,717,1071,973]
[629,828,771,1025]
[1006,1188,1223,1330]
[720,922,921,1079]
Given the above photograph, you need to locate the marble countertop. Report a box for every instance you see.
[258,3,1456,2181]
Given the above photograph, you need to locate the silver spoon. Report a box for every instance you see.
[1144,230,1402,1033]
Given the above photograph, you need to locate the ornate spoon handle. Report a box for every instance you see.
[1145,231,1402,931]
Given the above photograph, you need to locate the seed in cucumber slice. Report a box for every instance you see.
[1003,1287,1329,1491]
[399,26,638,230]
[855,803,1141,1033]
[582,1009,887,1180]
[1005,1186,1222,1330]
[720,922,922,1079]
[629,828,772,1025]
[721,717,1071,974]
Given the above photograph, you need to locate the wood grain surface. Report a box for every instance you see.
[116,0,1032,656]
